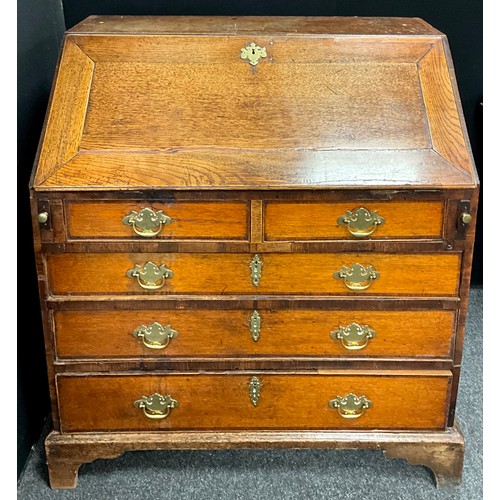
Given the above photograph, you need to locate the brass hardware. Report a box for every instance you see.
[249,310,261,342]
[134,393,179,419]
[329,393,372,419]
[334,263,379,291]
[122,207,173,237]
[37,212,49,224]
[240,43,267,66]
[337,207,385,238]
[37,201,51,228]
[126,261,174,290]
[249,254,262,287]
[457,199,471,240]
[331,323,376,350]
[248,376,263,406]
[461,212,472,224]
[132,322,178,349]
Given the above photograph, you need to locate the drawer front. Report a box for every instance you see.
[66,201,249,240]
[54,309,456,359]
[47,252,461,296]
[57,372,451,432]
[265,201,444,240]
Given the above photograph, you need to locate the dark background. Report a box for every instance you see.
[18,0,482,479]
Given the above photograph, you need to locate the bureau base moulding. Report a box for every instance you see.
[45,424,464,489]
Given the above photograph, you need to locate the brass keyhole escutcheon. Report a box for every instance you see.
[249,310,261,342]
[240,43,267,66]
[248,376,263,407]
[249,254,263,287]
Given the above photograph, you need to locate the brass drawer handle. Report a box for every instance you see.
[249,254,262,287]
[126,261,174,290]
[248,376,263,407]
[249,310,261,342]
[134,393,179,419]
[331,323,376,351]
[240,43,267,66]
[329,393,372,419]
[123,207,173,237]
[334,263,379,291]
[133,322,178,349]
[338,207,384,238]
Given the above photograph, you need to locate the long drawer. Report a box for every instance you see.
[54,309,456,359]
[57,372,452,432]
[47,252,461,296]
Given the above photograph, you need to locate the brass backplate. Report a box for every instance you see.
[126,261,174,290]
[331,323,376,350]
[134,393,179,419]
[123,207,172,237]
[333,263,379,291]
[337,207,384,238]
[329,393,372,419]
[133,322,178,349]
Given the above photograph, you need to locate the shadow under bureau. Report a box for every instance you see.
[30,16,479,489]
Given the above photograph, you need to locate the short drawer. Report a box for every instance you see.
[265,201,444,240]
[54,309,456,359]
[47,252,461,296]
[66,201,249,240]
[57,372,451,432]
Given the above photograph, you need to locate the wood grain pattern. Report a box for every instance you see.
[54,309,456,359]
[72,35,435,65]
[383,421,465,488]
[45,423,464,489]
[51,358,455,374]
[250,200,263,243]
[43,239,458,255]
[46,252,461,296]
[447,188,479,426]
[36,149,473,191]
[47,295,460,311]
[265,201,443,240]
[32,22,476,191]
[68,16,442,36]
[76,44,427,150]
[56,372,451,432]
[35,40,94,185]
[66,201,248,240]
[419,41,470,172]
[42,187,469,202]
[30,196,61,429]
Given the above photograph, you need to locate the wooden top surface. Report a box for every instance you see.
[32,16,477,191]
[68,16,442,36]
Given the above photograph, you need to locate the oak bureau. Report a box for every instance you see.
[30,16,479,489]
